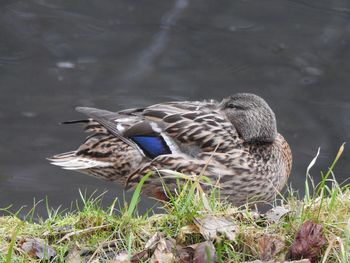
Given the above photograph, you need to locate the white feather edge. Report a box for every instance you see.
[150,122,180,155]
[48,154,113,170]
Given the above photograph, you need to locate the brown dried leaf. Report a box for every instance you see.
[131,250,148,262]
[193,241,217,263]
[19,237,56,260]
[176,246,194,263]
[145,232,162,251]
[257,234,285,261]
[150,237,176,263]
[287,220,326,263]
[194,216,237,241]
[139,232,189,263]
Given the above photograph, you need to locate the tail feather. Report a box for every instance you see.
[49,108,145,183]
[48,151,113,170]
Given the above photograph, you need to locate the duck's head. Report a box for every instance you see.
[219,93,277,143]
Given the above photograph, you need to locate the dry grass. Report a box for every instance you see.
[0,145,349,262]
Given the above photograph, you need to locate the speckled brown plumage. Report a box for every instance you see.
[49,93,292,206]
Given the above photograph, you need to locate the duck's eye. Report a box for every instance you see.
[227,103,244,110]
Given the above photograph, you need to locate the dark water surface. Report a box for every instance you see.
[1,0,349,217]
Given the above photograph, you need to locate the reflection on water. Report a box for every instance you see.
[0,0,349,217]
[121,0,189,86]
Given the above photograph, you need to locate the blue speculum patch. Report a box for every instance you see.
[130,136,171,159]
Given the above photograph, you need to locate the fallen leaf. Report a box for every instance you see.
[177,246,194,263]
[287,221,326,263]
[150,237,176,263]
[265,206,290,223]
[145,232,162,251]
[193,241,217,263]
[194,216,237,241]
[131,250,148,262]
[19,237,56,260]
[257,234,285,261]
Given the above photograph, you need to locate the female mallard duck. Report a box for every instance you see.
[49,93,292,206]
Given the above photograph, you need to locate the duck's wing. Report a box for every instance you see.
[50,101,255,202]
[75,107,137,147]
[74,99,239,157]
[138,100,240,154]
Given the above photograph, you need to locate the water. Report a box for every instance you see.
[1,0,349,217]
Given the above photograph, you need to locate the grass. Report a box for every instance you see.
[0,145,349,262]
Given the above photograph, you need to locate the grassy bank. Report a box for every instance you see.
[0,145,349,262]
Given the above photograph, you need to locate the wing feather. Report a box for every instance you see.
[75,107,136,147]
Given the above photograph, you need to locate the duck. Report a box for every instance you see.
[49,93,292,206]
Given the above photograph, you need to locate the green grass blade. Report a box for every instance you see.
[5,222,23,263]
[127,172,152,217]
